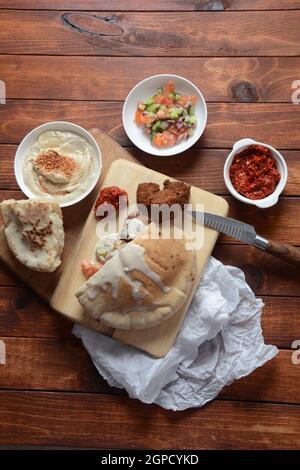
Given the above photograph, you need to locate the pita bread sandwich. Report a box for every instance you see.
[76,224,196,330]
[0,199,64,272]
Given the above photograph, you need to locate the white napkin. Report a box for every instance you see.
[73,257,278,411]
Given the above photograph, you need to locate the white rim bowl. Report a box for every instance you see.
[224,138,288,209]
[14,121,102,208]
[122,74,207,156]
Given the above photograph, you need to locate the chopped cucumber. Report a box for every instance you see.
[189,115,197,124]
[160,121,169,130]
[169,111,179,119]
[188,105,195,116]
[138,103,146,111]
[175,107,183,115]
[156,87,163,95]
[168,92,176,100]
[159,104,167,111]
[168,107,182,119]
[184,115,191,123]
[146,103,160,113]
[144,97,154,106]
[152,120,162,132]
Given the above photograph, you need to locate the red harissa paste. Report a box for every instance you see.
[229,144,281,200]
[94,186,128,218]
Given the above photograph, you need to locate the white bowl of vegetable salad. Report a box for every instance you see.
[122,74,207,156]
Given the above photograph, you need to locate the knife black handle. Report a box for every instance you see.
[265,240,300,265]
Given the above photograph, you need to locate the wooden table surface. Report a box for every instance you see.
[0,1,300,450]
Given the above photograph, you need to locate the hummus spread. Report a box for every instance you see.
[23,131,99,204]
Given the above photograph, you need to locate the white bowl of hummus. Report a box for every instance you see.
[14,121,102,208]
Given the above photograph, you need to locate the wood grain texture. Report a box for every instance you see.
[0,391,300,449]
[109,191,300,245]
[0,290,298,348]
[1,56,299,103]
[0,338,298,405]
[260,297,300,348]
[214,245,300,296]
[265,240,300,266]
[2,191,299,246]
[0,263,21,287]
[0,287,72,338]
[1,101,300,149]
[2,145,300,196]
[0,10,300,56]
[1,172,298,249]
[1,1,299,11]
[0,0,299,452]
[226,197,300,245]
[0,337,112,393]
[1,215,300,296]
[221,350,300,403]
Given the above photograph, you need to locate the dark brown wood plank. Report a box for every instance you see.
[0,101,121,145]
[0,337,112,393]
[138,148,300,196]
[0,263,21,287]
[203,103,300,150]
[1,56,298,103]
[0,391,299,448]
[214,245,300,296]
[1,1,300,11]
[221,350,300,403]
[0,10,299,56]
[0,337,298,404]
[2,162,300,245]
[0,192,300,291]
[1,188,300,248]
[0,244,299,297]
[0,283,298,347]
[0,287,72,338]
[262,297,299,348]
[2,145,300,196]
[1,101,300,149]
[226,197,300,245]
[0,146,16,190]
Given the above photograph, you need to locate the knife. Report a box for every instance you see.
[190,211,300,265]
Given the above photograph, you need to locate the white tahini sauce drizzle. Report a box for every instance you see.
[86,243,170,301]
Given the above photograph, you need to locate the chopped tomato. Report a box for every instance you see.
[135,109,143,124]
[177,95,197,106]
[81,260,103,279]
[153,95,165,105]
[153,131,177,148]
[163,96,174,106]
[153,95,173,106]
[135,110,155,125]
[94,186,128,219]
[164,79,175,96]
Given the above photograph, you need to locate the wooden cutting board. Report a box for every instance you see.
[0,129,228,357]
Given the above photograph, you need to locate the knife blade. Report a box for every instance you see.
[189,211,300,265]
[190,211,268,249]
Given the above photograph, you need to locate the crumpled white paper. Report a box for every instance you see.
[73,257,278,411]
